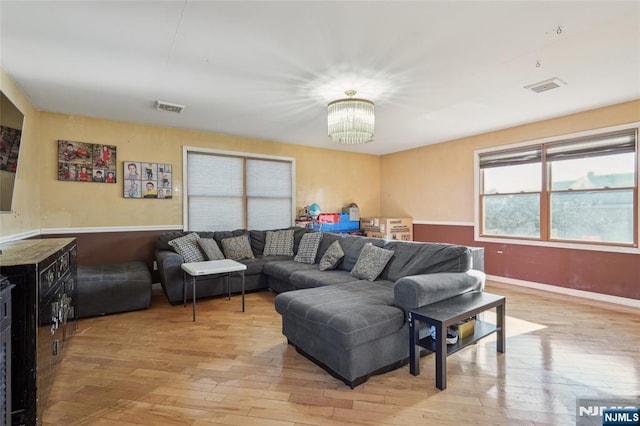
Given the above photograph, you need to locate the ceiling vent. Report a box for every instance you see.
[524,77,566,93]
[154,101,185,113]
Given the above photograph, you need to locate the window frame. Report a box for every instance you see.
[183,146,296,231]
[474,122,640,254]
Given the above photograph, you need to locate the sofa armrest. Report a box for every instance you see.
[393,270,486,312]
[155,249,184,287]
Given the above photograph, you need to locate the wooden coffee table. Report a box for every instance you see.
[181,259,247,321]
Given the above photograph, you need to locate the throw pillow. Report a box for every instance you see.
[350,243,395,281]
[294,232,322,264]
[263,229,295,256]
[221,234,255,260]
[197,238,225,260]
[319,240,344,271]
[168,233,206,263]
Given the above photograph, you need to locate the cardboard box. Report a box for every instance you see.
[455,318,475,339]
[365,231,413,241]
[360,217,412,234]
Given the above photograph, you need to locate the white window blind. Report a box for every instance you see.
[246,158,293,230]
[187,153,244,231]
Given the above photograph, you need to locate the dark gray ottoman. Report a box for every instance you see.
[77,261,152,318]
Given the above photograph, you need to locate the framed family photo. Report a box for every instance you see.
[123,161,172,199]
[57,140,117,183]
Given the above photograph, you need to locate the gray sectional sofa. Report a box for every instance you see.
[155,227,485,387]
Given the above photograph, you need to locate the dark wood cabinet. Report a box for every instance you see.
[0,238,77,426]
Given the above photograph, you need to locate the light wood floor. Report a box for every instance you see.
[43,281,640,425]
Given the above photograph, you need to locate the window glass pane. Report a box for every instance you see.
[550,152,635,190]
[188,196,243,231]
[483,163,541,194]
[247,198,292,230]
[483,194,540,238]
[550,190,634,244]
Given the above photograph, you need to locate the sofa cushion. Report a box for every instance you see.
[197,238,225,260]
[168,233,206,262]
[294,232,323,264]
[274,280,404,350]
[239,255,291,275]
[350,243,395,281]
[221,234,255,260]
[263,229,295,256]
[289,268,359,289]
[381,241,471,282]
[319,240,344,271]
[338,236,386,272]
[263,260,317,285]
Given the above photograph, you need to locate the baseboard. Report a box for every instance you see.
[0,229,40,244]
[487,274,640,309]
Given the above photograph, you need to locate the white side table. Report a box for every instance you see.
[181,259,247,321]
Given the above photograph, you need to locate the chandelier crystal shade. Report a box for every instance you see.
[327,90,375,144]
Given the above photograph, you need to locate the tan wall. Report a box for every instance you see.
[38,113,381,229]
[0,68,41,239]
[380,99,640,222]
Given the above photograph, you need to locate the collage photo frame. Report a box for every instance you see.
[57,140,117,183]
[123,161,172,199]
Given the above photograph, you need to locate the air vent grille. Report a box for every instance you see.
[524,77,566,93]
[154,101,185,114]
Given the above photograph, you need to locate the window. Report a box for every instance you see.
[477,126,638,249]
[185,148,295,231]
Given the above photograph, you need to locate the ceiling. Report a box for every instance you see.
[1,1,639,155]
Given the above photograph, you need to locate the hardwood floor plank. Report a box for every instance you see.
[43,282,640,425]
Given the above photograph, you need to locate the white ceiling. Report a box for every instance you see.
[1,1,639,155]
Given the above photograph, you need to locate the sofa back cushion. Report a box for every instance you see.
[380,241,471,282]
[315,232,342,263]
[157,231,214,251]
[338,236,385,272]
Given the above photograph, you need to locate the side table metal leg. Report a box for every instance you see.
[183,272,187,307]
[435,324,447,390]
[409,312,419,376]
[241,271,245,312]
[497,301,506,353]
[192,275,196,322]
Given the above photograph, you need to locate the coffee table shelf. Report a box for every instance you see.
[416,319,497,356]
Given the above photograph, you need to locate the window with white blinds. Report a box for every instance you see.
[185,149,294,231]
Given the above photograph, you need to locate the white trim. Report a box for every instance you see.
[413,220,474,226]
[477,236,640,254]
[0,229,40,244]
[474,121,640,254]
[41,225,183,234]
[487,274,640,309]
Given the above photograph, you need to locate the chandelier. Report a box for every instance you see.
[327,90,375,144]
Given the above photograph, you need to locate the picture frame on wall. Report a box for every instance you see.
[123,161,172,199]
[57,140,117,183]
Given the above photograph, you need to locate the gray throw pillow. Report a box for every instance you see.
[294,232,322,264]
[221,234,255,260]
[319,240,344,271]
[350,243,395,281]
[263,229,295,256]
[168,232,206,263]
[197,238,225,260]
